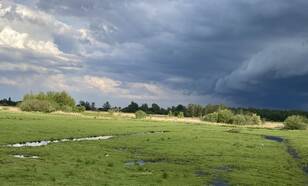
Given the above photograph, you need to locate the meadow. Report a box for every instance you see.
[0,110,307,185]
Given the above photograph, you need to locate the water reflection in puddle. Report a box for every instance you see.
[264,136,284,143]
[212,178,229,186]
[13,155,39,159]
[7,136,113,147]
[125,160,145,167]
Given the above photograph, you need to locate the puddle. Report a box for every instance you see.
[211,178,229,186]
[264,136,308,177]
[226,129,241,133]
[216,165,233,172]
[303,165,308,174]
[195,170,207,177]
[13,155,39,159]
[287,146,300,160]
[124,158,168,167]
[7,136,113,147]
[145,130,170,134]
[264,136,284,143]
[125,160,145,167]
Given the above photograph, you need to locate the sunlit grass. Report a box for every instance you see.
[0,111,307,185]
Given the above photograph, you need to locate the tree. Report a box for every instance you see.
[122,102,139,113]
[19,91,78,113]
[173,104,187,116]
[102,101,111,111]
[91,102,96,111]
[150,103,160,114]
[79,101,91,110]
[140,104,149,113]
[187,104,203,117]
[0,97,19,106]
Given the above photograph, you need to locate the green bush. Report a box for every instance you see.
[177,112,184,118]
[203,112,219,122]
[135,110,147,119]
[217,109,234,123]
[73,106,86,113]
[231,114,262,125]
[19,99,57,113]
[204,109,262,126]
[231,114,247,125]
[246,114,262,125]
[108,108,120,113]
[19,91,79,113]
[284,115,308,130]
[168,111,173,117]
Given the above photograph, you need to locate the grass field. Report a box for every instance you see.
[0,110,307,185]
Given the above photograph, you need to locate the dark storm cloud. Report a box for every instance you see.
[2,0,308,108]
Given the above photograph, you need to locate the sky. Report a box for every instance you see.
[0,0,308,109]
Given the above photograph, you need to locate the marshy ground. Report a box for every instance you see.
[0,110,307,185]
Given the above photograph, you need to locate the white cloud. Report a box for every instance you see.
[0,26,62,56]
[84,75,122,93]
[0,77,18,86]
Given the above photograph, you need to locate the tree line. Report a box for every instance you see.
[2,92,308,122]
[0,97,19,106]
[77,101,308,122]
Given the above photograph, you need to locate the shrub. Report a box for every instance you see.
[203,112,219,122]
[246,114,262,125]
[217,109,234,123]
[232,114,262,125]
[168,111,173,117]
[60,105,74,112]
[19,99,57,113]
[177,112,184,118]
[135,110,147,119]
[73,106,86,113]
[231,114,247,125]
[108,108,120,114]
[19,91,80,113]
[204,109,262,126]
[284,115,308,130]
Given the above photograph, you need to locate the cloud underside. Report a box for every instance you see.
[1,0,308,108]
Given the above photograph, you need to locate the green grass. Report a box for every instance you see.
[0,111,307,185]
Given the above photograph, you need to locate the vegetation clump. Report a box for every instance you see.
[284,115,308,130]
[203,112,219,123]
[203,109,262,125]
[217,109,234,123]
[177,112,184,118]
[135,110,147,119]
[19,91,82,113]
